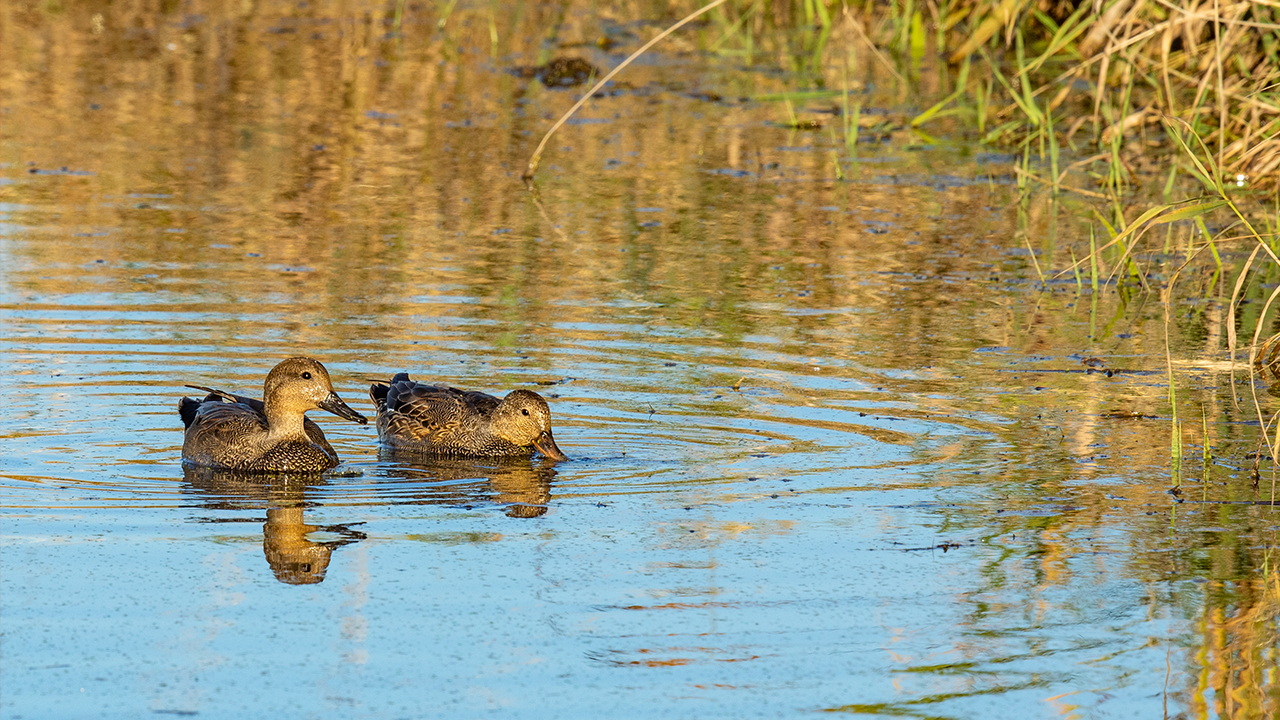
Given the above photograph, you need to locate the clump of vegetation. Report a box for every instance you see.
[713,0,1279,193]
[936,0,1274,193]
[513,57,602,87]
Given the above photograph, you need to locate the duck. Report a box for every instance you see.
[179,357,368,472]
[369,373,567,460]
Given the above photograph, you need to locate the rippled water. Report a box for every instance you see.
[2,2,1277,718]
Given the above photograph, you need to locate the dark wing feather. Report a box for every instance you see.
[220,392,265,414]
[389,386,463,434]
[383,373,416,414]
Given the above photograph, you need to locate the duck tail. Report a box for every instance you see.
[372,372,414,412]
[178,397,201,428]
[369,382,390,412]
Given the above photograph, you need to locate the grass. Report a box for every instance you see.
[716,0,1279,196]
[732,0,1280,486]
[519,0,1279,487]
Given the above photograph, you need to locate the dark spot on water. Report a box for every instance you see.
[685,91,723,102]
[511,57,600,87]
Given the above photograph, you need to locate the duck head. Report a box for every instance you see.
[493,389,568,460]
[264,357,367,425]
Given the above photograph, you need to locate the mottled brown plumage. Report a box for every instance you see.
[179,357,367,472]
[370,373,567,460]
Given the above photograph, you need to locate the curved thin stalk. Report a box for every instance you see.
[522,0,731,182]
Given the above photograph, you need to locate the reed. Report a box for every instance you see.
[919,0,1280,192]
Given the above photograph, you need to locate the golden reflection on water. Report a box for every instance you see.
[1,1,1277,717]
[182,459,552,583]
[184,469,368,584]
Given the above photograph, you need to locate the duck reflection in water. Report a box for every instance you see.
[183,467,366,585]
[377,452,556,519]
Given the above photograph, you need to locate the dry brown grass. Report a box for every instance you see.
[851,0,1280,191]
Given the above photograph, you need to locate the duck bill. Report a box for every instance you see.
[532,429,568,461]
[319,393,368,425]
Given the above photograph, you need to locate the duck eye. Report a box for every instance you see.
[301,372,312,380]
[521,408,530,416]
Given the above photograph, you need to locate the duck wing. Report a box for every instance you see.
[392,383,500,423]
[374,374,501,447]
[180,395,271,468]
[190,400,270,435]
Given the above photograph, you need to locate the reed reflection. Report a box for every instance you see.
[182,468,366,585]
[376,453,555,519]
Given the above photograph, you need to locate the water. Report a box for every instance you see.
[2,3,1277,718]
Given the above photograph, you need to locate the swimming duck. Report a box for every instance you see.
[179,357,367,472]
[369,373,568,460]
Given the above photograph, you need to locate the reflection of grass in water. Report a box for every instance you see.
[1184,577,1280,718]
